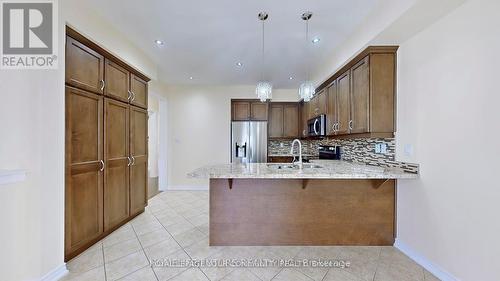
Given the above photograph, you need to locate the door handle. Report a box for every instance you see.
[99,160,104,172]
[313,119,319,135]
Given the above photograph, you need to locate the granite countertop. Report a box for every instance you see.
[188,160,418,180]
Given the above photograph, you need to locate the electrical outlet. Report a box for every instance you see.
[380,143,387,154]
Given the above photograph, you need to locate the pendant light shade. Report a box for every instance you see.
[256,12,272,102]
[299,81,315,102]
[298,12,315,101]
[256,81,273,102]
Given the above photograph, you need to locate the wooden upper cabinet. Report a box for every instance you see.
[104,98,130,231]
[350,56,370,134]
[104,59,130,103]
[300,102,309,138]
[251,102,268,121]
[130,106,148,216]
[308,90,327,119]
[314,46,397,137]
[337,70,351,135]
[232,101,250,121]
[130,74,148,109]
[231,100,268,121]
[283,104,299,138]
[268,104,284,138]
[326,81,338,136]
[65,36,104,94]
[65,86,104,256]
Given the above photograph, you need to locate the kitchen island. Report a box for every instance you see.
[189,160,418,246]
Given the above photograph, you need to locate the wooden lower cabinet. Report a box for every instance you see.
[65,86,104,257]
[130,106,148,216]
[268,156,294,163]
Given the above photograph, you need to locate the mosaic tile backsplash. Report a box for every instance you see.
[269,138,419,174]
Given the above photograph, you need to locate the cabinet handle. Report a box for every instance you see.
[131,156,136,166]
[99,160,104,172]
[127,90,132,101]
[100,80,105,91]
[127,156,132,167]
[131,91,136,102]
[349,120,353,130]
[336,123,339,132]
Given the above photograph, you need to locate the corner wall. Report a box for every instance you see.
[395,0,500,280]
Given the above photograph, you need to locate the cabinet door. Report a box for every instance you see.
[337,71,351,135]
[65,37,104,94]
[317,90,328,116]
[130,106,148,216]
[232,102,250,121]
[283,104,299,138]
[104,98,130,231]
[104,59,130,103]
[251,102,268,121]
[130,74,148,109]
[269,104,284,138]
[300,102,309,138]
[327,81,338,135]
[308,96,319,119]
[65,86,103,256]
[350,56,370,133]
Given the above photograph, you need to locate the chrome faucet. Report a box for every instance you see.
[290,139,303,169]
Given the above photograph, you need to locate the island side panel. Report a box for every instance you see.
[209,178,395,246]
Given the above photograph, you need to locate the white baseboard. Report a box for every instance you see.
[166,185,208,191]
[39,263,68,281]
[394,239,459,281]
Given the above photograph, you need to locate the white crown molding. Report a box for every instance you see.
[394,239,459,281]
[0,170,27,185]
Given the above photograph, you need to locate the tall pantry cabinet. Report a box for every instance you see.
[65,27,149,261]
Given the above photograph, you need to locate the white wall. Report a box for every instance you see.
[0,0,160,280]
[396,0,500,280]
[164,85,298,188]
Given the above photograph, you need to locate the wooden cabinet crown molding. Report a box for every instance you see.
[66,26,151,83]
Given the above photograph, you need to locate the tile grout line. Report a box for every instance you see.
[129,222,160,281]
[156,192,213,281]
[101,242,108,281]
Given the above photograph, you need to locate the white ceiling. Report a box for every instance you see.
[87,0,379,88]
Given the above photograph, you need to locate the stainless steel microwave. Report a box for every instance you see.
[307,114,326,137]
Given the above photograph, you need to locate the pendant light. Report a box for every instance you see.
[256,12,272,102]
[298,12,315,102]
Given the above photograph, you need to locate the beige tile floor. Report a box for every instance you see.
[61,191,440,281]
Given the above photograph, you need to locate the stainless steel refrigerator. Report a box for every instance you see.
[231,122,267,163]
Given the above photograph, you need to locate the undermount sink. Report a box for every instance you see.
[266,163,322,170]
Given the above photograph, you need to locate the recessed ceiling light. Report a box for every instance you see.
[155,40,164,47]
[312,37,320,44]
[236,62,243,67]
[189,76,193,80]
[289,77,294,80]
